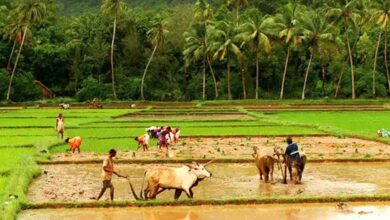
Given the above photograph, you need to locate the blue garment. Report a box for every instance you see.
[285,143,300,161]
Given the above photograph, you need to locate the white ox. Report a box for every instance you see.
[59,104,70,109]
[137,161,213,200]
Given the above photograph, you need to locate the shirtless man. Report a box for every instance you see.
[56,113,65,140]
[95,149,126,201]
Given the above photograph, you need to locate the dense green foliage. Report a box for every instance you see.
[0,0,389,101]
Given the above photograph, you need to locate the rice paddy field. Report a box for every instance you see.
[0,101,390,219]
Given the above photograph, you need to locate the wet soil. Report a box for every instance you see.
[18,202,390,220]
[50,136,390,162]
[28,162,390,202]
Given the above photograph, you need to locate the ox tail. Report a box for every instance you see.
[140,170,147,200]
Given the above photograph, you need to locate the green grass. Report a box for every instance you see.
[264,111,390,142]
[0,177,7,197]
[0,136,61,148]
[1,156,41,220]
[81,120,274,127]
[50,138,145,153]
[0,148,37,173]
[0,109,135,118]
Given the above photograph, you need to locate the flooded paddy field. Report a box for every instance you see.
[28,162,390,202]
[18,202,390,220]
[50,136,390,162]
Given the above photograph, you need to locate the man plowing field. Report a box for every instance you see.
[93,149,127,201]
[274,137,307,184]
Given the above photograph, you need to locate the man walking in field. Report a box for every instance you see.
[65,136,82,153]
[95,149,126,201]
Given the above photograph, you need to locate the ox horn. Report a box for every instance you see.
[204,159,216,166]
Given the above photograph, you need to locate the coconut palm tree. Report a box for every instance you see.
[237,9,272,99]
[267,3,301,99]
[299,9,337,100]
[140,16,167,100]
[183,23,208,100]
[208,20,245,99]
[369,0,390,96]
[3,22,28,72]
[227,0,248,25]
[6,0,47,101]
[192,0,214,100]
[101,0,127,99]
[325,0,361,99]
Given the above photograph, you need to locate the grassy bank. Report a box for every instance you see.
[23,194,390,209]
[0,156,41,220]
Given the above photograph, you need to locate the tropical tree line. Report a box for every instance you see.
[0,0,389,101]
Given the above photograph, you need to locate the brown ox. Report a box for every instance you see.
[274,146,307,184]
[252,147,276,182]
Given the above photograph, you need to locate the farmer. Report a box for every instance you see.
[285,136,301,170]
[135,133,150,151]
[95,149,126,201]
[157,126,171,150]
[65,136,82,153]
[56,113,65,140]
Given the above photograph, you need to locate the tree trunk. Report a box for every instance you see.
[7,37,17,72]
[255,52,259,100]
[207,56,218,99]
[321,64,326,94]
[227,57,232,100]
[241,65,246,99]
[141,43,158,100]
[236,1,239,26]
[384,28,390,95]
[346,35,355,99]
[372,31,382,98]
[6,25,28,101]
[280,47,290,99]
[111,17,117,99]
[301,53,313,100]
[334,70,344,98]
[202,52,206,100]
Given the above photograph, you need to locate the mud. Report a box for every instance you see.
[19,202,390,220]
[28,162,390,202]
[50,136,390,162]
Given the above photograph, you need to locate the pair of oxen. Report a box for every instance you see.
[127,148,306,201]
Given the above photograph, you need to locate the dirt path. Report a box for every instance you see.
[50,136,390,162]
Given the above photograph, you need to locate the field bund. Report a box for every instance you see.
[18,202,390,220]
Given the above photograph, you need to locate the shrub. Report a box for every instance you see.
[76,76,111,101]
[0,71,40,101]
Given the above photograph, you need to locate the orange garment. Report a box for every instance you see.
[137,135,145,144]
[68,136,82,152]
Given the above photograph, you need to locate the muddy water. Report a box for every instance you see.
[18,202,390,220]
[28,162,390,202]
